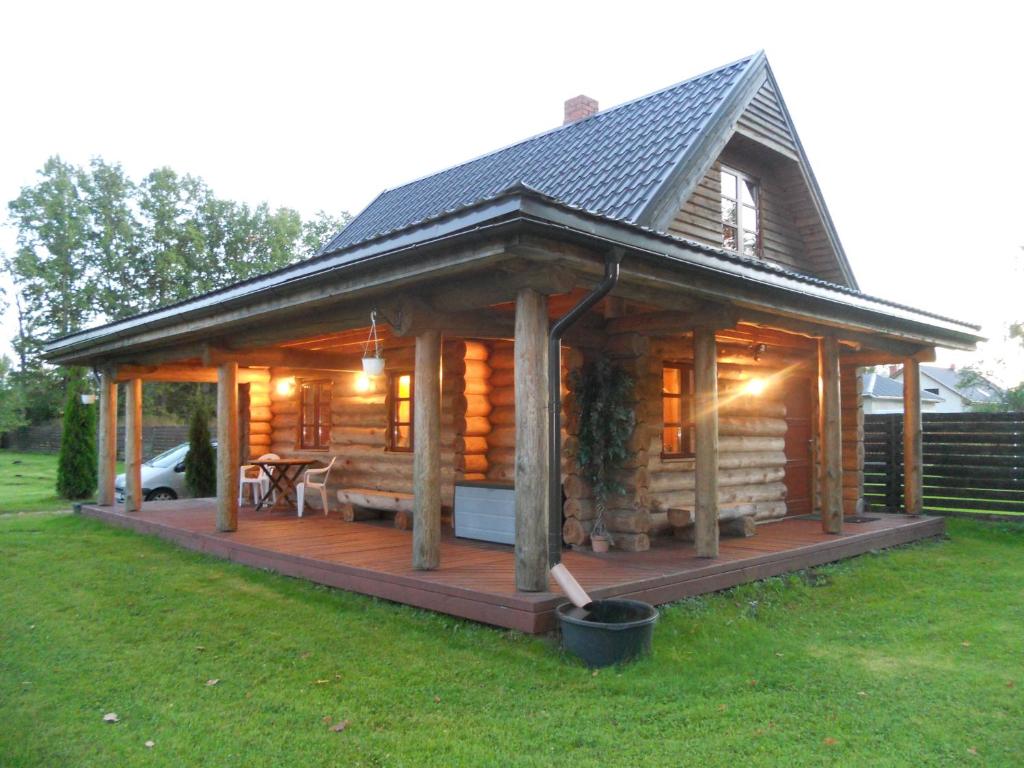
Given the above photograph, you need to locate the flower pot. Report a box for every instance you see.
[591,534,610,553]
[362,356,386,376]
[557,599,659,667]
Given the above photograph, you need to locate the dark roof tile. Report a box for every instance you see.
[322,55,756,253]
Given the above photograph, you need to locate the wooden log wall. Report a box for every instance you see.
[246,369,272,460]
[485,340,515,483]
[645,335,790,525]
[841,364,864,516]
[562,329,652,552]
[453,340,491,484]
[266,341,487,514]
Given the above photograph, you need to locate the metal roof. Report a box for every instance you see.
[321,55,758,254]
[862,371,942,402]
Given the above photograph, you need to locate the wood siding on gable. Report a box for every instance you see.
[668,138,850,285]
[669,146,809,275]
[735,78,799,160]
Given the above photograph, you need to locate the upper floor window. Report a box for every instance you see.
[721,167,760,257]
[662,363,695,459]
[299,379,332,450]
[388,371,413,451]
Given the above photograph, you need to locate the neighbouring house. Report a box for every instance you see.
[890,364,1002,413]
[861,370,943,414]
[45,52,984,628]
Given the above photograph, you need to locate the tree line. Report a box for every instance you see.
[1,155,350,429]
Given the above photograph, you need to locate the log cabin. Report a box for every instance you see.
[47,52,983,627]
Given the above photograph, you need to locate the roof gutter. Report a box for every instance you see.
[547,251,622,566]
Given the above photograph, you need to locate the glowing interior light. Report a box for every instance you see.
[354,371,372,393]
[398,374,411,399]
[275,377,295,397]
[744,377,767,396]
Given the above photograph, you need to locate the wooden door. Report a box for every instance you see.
[783,377,814,516]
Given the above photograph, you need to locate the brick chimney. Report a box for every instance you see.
[564,94,598,125]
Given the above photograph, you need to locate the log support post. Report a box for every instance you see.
[818,335,843,534]
[902,358,923,515]
[97,369,118,506]
[514,288,549,591]
[693,326,720,558]
[413,329,442,570]
[217,362,240,532]
[124,378,143,512]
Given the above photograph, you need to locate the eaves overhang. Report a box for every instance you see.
[44,188,983,364]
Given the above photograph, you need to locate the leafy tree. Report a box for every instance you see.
[959,367,1024,412]
[184,404,216,497]
[56,372,97,499]
[0,355,27,436]
[302,209,352,256]
[6,154,352,428]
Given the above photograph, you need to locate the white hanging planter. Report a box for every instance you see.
[80,393,97,405]
[361,310,386,375]
[361,356,386,376]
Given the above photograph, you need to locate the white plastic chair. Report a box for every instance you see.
[238,453,280,506]
[296,456,337,517]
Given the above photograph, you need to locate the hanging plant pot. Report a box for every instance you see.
[80,393,97,405]
[361,310,386,376]
[362,356,386,376]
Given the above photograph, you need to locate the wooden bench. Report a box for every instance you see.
[668,504,757,540]
[337,488,414,530]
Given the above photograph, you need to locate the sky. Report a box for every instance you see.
[1,0,1022,384]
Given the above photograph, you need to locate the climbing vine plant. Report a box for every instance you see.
[568,356,636,538]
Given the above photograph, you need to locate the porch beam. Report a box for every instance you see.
[693,326,720,558]
[114,364,272,384]
[412,329,442,570]
[818,335,843,534]
[124,378,143,513]
[97,368,118,506]
[514,287,550,591]
[217,362,240,532]
[902,358,923,516]
[202,345,366,371]
[605,305,737,336]
[840,347,936,367]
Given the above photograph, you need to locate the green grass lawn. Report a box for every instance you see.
[0,451,73,514]
[1,513,1021,767]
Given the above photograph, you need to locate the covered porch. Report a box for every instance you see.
[79,498,943,633]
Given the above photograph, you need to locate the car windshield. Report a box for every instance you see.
[146,444,189,468]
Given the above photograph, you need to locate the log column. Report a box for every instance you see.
[97,369,118,506]
[693,326,719,558]
[217,362,240,532]
[902,358,923,516]
[514,288,549,592]
[413,329,442,570]
[818,335,843,533]
[124,378,143,513]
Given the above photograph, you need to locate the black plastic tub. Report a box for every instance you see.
[556,599,658,668]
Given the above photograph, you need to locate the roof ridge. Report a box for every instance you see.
[369,52,760,199]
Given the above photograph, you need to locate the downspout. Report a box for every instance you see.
[547,249,623,566]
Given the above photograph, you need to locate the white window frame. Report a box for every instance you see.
[720,165,761,258]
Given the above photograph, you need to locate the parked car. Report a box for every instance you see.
[115,441,217,502]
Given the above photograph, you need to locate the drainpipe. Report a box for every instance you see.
[547,249,622,566]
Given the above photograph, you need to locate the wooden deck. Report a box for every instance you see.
[79,502,944,633]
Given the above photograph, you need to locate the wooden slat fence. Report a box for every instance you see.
[865,412,1024,516]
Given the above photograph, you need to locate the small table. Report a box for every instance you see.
[250,458,317,512]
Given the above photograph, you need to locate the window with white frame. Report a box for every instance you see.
[720,167,760,257]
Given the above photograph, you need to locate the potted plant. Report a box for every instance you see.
[568,356,635,553]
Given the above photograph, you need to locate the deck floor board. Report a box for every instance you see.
[79,502,944,633]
